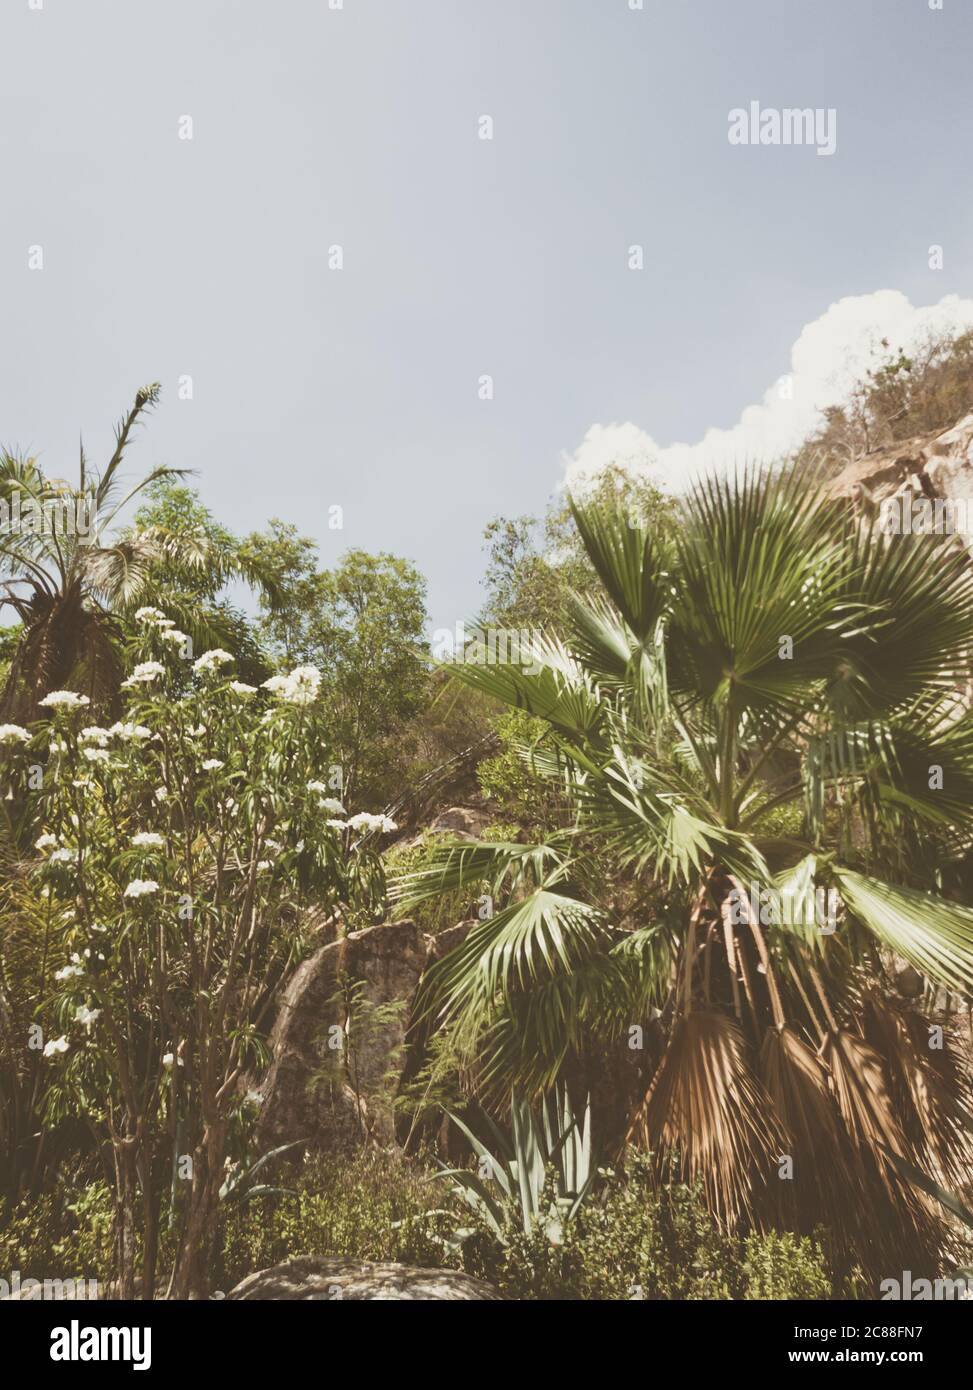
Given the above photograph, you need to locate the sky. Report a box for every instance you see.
[1,0,971,632]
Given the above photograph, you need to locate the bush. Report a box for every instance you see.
[0,1179,115,1288]
[459,1157,834,1301]
[215,1150,451,1293]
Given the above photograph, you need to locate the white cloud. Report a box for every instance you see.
[563,290,973,494]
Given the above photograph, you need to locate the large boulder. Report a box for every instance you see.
[226,1256,501,1301]
[256,920,427,1151]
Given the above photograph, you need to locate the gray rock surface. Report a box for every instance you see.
[256,919,427,1151]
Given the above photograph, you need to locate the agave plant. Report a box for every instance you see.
[394,467,973,1280]
[437,1087,595,1244]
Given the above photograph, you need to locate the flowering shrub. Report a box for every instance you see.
[3,616,397,1297]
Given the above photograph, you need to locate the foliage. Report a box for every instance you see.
[0,386,261,722]
[0,627,392,1297]
[125,480,273,685]
[460,1155,833,1300]
[476,709,566,835]
[796,328,973,470]
[436,1087,595,1244]
[383,836,476,935]
[480,466,676,633]
[243,521,430,808]
[0,1177,116,1287]
[394,469,973,1281]
[216,1149,450,1293]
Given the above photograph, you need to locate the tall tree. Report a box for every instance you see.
[245,522,429,807]
[0,386,273,720]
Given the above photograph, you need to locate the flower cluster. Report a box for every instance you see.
[121,662,165,689]
[193,649,234,675]
[39,690,91,710]
[261,665,322,705]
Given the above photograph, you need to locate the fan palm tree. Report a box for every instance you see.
[0,384,269,720]
[394,467,973,1280]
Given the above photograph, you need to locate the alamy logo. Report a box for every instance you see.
[880,1271,972,1300]
[50,1320,151,1371]
[727,881,839,934]
[0,1269,98,1300]
[0,491,92,537]
[880,493,973,538]
[728,102,837,156]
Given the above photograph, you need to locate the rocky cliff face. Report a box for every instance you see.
[826,412,973,547]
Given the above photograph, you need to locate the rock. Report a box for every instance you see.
[425,917,478,962]
[426,805,492,840]
[395,918,478,1153]
[827,413,973,559]
[256,920,427,1152]
[893,960,924,999]
[226,1256,501,1301]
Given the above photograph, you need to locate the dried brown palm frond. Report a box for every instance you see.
[629,1009,785,1228]
[758,1025,854,1222]
[861,989,973,1191]
[822,1028,909,1162]
[821,1027,946,1275]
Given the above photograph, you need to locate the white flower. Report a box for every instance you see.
[0,723,30,745]
[261,675,289,694]
[49,847,78,865]
[201,758,224,771]
[109,722,152,742]
[193,648,234,674]
[132,832,164,849]
[54,964,84,981]
[307,780,328,794]
[39,690,90,709]
[121,661,165,687]
[326,819,348,830]
[49,740,67,755]
[229,681,257,697]
[162,1051,185,1069]
[318,798,346,816]
[244,1090,262,1107]
[160,628,189,646]
[281,664,321,705]
[74,1005,101,1030]
[346,812,397,833]
[80,726,110,746]
[35,833,58,851]
[256,860,272,872]
[135,606,168,625]
[124,878,159,899]
[43,1035,69,1057]
[153,787,168,803]
[82,747,110,764]
[264,838,282,852]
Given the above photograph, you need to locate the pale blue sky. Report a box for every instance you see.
[1,0,971,629]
